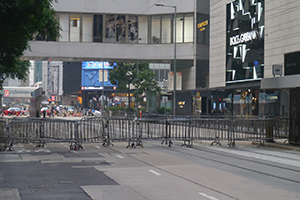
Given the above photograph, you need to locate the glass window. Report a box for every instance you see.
[138,16,148,44]
[128,16,138,43]
[151,16,161,44]
[106,15,115,43]
[116,15,125,43]
[93,15,103,42]
[184,14,193,43]
[70,14,80,42]
[174,14,183,43]
[59,14,69,42]
[161,15,171,43]
[82,14,93,42]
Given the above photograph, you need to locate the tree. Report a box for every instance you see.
[108,62,161,109]
[0,0,60,90]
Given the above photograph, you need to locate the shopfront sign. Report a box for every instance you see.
[230,31,257,46]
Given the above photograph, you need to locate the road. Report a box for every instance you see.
[1,140,300,200]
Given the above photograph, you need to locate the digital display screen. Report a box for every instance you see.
[226,0,264,83]
[81,61,117,88]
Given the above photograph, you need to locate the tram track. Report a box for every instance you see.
[159,143,300,184]
[118,141,300,199]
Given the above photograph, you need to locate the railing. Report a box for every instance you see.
[0,116,289,151]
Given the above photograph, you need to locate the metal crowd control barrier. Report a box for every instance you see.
[0,120,13,151]
[8,118,80,149]
[0,116,289,151]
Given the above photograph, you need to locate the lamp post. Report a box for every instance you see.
[155,3,177,116]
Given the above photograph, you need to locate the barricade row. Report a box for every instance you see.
[0,117,289,150]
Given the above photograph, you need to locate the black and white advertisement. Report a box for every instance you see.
[226,0,265,82]
[128,16,138,43]
[106,15,115,43]
[116,15,125,43]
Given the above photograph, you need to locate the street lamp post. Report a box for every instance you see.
[155,3,177,116]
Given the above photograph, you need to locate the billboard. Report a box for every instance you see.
[81,61,117,90]
[226,0,264,83]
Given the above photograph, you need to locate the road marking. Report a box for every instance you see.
[95,146,101,149]
[149,170,161,176]
[199,193,219,200]
[186,148,194,151]
[116,155,124,159]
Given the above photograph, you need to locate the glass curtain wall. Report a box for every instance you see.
[53,12,196,44]
[161,15,171,43]
[82,14,93,42]
[128,16,138,43]
[151,16,161,44]
[70,14,80,42]
[184,14,193,42]
[138,16,148,44]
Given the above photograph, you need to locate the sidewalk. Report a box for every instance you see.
[191,139,300,152]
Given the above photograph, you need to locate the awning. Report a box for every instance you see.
[261,74,300,89]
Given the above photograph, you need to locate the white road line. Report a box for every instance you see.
[116,155,124,159]
[95,146,101,149]
[186,148,194,151]
[199,193,219,200]
[149,170,161,176]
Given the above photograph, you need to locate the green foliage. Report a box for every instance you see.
[139,107,147,112]
[0,0,60,89]
[157,107,165,114]
[157,107,171,114]
[108,62,161,107]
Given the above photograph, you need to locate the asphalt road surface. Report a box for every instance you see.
[1,140,300,200]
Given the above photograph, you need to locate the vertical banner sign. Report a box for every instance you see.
[94,15,103,42]
[51,95,55,102]
[168,72,182,91]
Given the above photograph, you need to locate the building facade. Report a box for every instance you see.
[22,0,210,115]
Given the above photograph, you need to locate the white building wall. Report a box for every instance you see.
[209,0,227,88]
[52,0,195,15]
[265,0,300,78]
